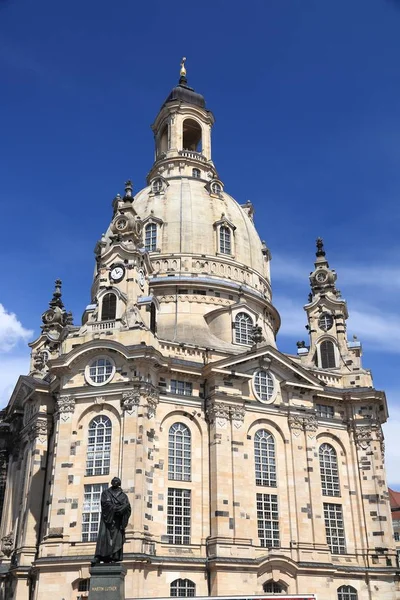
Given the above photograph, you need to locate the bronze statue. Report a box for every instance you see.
[93,477,131,564]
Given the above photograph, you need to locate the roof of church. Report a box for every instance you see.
[162,80,206,110]
[389,487,400,518]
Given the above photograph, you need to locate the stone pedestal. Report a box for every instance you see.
[88,564,127,600]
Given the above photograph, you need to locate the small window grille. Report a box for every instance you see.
[192,168,201,179]
[82,483,108,542]
[219,225,231,254]
[320,340,336,368]
[319,443,340,497]
[256,493,279,548]
[254,430,276,487]
[395,531,400,542]
[101,293,116,321]
[235,312,253,345]
[168,423,191,481]
[171,380,192,396]
[323,503,346,554]
[337,585,358,600]
[78,579,90,592]
[263,581,285,593]
[170,579,196,597]
[145,223,157,252]
[167,488,191,544]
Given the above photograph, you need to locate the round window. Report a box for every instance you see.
[253,369,275,402]
[318,313,334,331]
[86,357,115,386]
[211,182,222,194]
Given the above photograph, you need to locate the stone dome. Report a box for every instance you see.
[132,178,271,297]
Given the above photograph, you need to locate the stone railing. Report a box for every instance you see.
[178,150,207,162]
[89,320,116,332]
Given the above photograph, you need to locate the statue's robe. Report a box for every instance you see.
[94,486,131,562]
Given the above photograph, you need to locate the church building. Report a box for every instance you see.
[0,61,397,600]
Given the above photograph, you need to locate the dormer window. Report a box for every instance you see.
[211,182,222,194]
[219,226,231,254]
[145,223,157,252]
[152,178,163,194]
[192,168,201,179]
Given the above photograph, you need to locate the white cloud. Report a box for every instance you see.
[0,303,33,352]
[0,354,30,409]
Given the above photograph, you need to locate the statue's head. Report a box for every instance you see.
[111,477,121,489]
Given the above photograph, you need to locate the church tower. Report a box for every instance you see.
[0,61,396,600]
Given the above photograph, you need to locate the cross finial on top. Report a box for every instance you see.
[180,57,187,77]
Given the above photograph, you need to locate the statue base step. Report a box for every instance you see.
[89,563,127,600]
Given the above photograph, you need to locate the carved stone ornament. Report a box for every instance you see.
[230,405,246,428]
[29,419,48,442]
[206,400,230,425]
[354,426,372,450]
[55,395,75,417]
[121,390,140,412]
[288,415,304,436]
[303,415,318,437]
[1,531,14,557]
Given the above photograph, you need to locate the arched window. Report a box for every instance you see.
[168,423,191,481]
[219,226,231,254]
[158,124,168,155]
[235,312,253,344]
[86,416,112,476]
[101,293,116,321]
[145,223,157,252]
[254,430,276,487]
[192,168,201,178]
[320,340,336,368]
[319,443,340,496]
[263,581,286,594]
[337,585,357,600]
[170,579,196,597]
[183,119,202,152]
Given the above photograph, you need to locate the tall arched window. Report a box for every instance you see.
[168,423,191,481]
[254,429,276,487]
[170,579,196,597]
[263,581,286,594]
[235,312,253,344]
[319,443,340,496]
[320,340,336,368]
[145,223,157,252]
[86,416,112,476]
[219,226,231,254]
[337,586,357,600]
[101,293,116,321]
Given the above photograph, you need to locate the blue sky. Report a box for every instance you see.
[1,0,400,484]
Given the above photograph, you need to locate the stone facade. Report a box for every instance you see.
[0,65,398,600]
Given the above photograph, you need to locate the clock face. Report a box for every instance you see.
[138,269,145,288]
[110,265,125,282]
